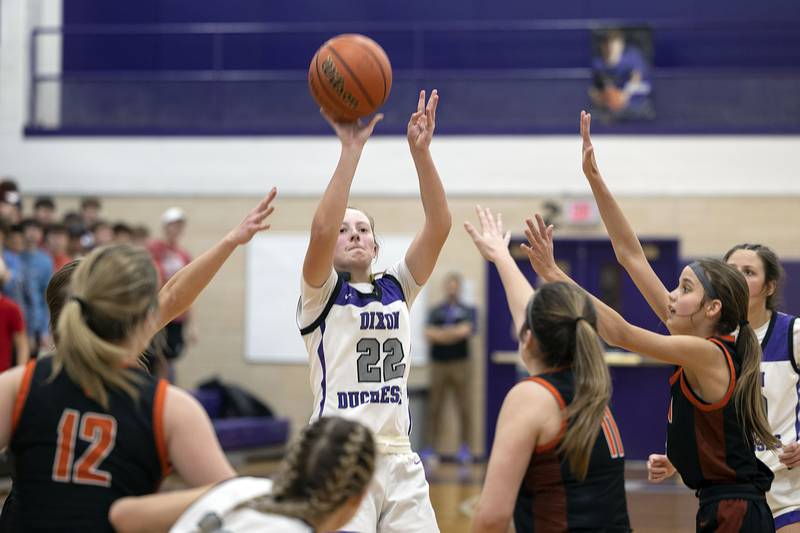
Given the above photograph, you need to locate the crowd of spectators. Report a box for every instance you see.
[0,178,193,377]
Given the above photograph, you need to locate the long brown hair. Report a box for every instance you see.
[694,259,779,449]
[237,417,375,524]
[723,243,783,312]
[56,245,159,409]
[524,282,611,480]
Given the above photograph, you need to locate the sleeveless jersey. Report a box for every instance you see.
[298,262,421,444]
[513,368,631,533]
[666,336,774,492]
[755,312,800,523]
[171,477,312,533]
[0,356,169,532]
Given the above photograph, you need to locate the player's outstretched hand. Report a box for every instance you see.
[408,89,438,152]
[647,454,676,483]
[580,110,602,181]
[521,213,558,282]
[779,441,800,469]
[321,108,383,149]
[225,187,278,246]
[464,205,511,263]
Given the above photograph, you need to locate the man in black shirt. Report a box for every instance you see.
[421,272,476,467]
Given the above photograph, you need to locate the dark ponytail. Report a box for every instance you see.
[695,259,778,450]
[526,282,611,480]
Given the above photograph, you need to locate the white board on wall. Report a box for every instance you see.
[244,232,429,364]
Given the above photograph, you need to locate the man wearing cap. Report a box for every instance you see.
[0,180,22,225]
[146,207,195,381]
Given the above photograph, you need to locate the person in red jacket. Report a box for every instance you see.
[0,257,29,371]
[147,207,194,381]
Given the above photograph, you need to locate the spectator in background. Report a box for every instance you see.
[92,220,114,247]
[0,180,22,224]
[422,272,477,468]
[132,225,150,247]
[20,218,53,355]
[62,211,83,231]
[78,198,102,251]
[80,196,101,228]
[589,28,653,121]
[44,223,72,271]
[147,207,194,381]
[33,196,57,227]
[2,224,27,309]
[113,222,134,244]
[0,257,29,371]
[62,211,86,257]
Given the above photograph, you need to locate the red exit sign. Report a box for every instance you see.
[565,199,599,226]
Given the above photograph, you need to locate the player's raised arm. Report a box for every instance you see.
[464,205,532,335]
[303,110,383,288]
[579,111,670,322]
[521,213,747,386]
[404,90,452,285]
[155,188,277,333]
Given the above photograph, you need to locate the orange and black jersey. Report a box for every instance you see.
[0,356,170,532]
[666,336,773,493]
[513,368,631,533]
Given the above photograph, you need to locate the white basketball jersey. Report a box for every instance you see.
[753,312,800,519]
[170,477,312,533]
[298,261,421,444]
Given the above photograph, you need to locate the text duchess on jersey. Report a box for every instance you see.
[337,385,402,408]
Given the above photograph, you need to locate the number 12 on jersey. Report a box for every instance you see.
[52,409,117,487]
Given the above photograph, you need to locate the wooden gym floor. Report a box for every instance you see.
[0,459,696,531]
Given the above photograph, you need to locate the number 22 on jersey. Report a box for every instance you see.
[52,409,117,487]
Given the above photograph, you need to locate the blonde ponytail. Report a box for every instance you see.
[54,244,159,410]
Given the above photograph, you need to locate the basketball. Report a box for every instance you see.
[308,34,393,122]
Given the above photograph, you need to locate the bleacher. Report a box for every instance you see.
[25,0,800,135]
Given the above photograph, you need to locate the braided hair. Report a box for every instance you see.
[233,417,375,525]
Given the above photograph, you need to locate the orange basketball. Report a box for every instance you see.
[308,34,393,122]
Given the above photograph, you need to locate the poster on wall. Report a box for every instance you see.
[589,26,655,122]
[244,232,428,364]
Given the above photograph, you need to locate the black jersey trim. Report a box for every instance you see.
[760,312,778,350]
[789,316,799,375]
[299,273,345,336]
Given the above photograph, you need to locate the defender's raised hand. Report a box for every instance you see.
[581,110,601,181]
[521,213,558,282]
[464,205,511,263]
[225,187,278,246]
